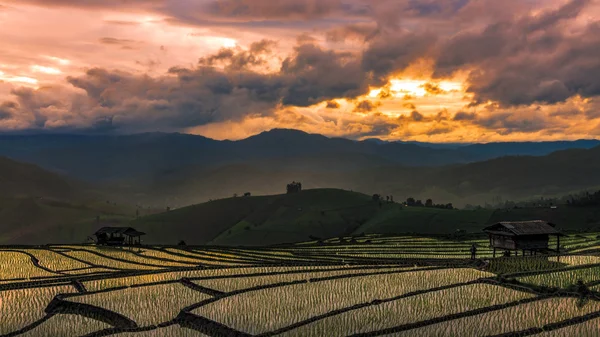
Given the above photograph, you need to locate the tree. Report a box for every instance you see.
[406,197,416,206]
[415,199,423,207]
[425,199,433,207]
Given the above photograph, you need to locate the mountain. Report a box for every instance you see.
[0,129,597,182]
[115,144,600,209]
[460,139,600,158]
[0,156,79,199]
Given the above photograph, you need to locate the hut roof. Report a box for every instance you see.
[483,220,563,236]
[94,227,146,237]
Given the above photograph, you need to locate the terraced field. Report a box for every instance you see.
[2,233,600,336]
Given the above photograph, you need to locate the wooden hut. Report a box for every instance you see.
[483,220,563,257]
[94,227,145,246]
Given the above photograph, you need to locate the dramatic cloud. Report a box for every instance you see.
[1,0,600,142]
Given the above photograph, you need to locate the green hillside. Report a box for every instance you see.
[130,188,600,246]
[0,157,142,244]
[131,189,377,245]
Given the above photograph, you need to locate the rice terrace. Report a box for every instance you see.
[3,230,600,336]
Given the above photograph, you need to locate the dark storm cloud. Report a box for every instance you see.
[473,112,552,134]
[409,110,424,121]
[325,101,340,109]
[362,31,437,85]
[453,111,476,121]
[353,100,379,113]
[434,0,600,107]
[199,39,277,70]
[279,43,370,106]
[0,40,377,132]
[325,22,378,42]
[423,83,445,95]
[0,101,18,120]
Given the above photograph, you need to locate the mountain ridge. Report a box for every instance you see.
[0,129,598,182]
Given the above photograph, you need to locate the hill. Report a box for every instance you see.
[126,188,600,246]
[0,156,79,199]
[113,145,600,209]
[0,129,597,182]
[0,157,144,244]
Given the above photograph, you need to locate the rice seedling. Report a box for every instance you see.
[115,324,210,336]
[548,255,600,266]
[570,245,600,253]
[19,314,111,337]
[518,266,600,288]
[137,248,211,265]
[196,266,421,292]
[391,298,600,337]
[0,251,58,280]
[72,247,183,267]
[83,265,373,292]
[192,268,492,334]
[69,283,211,326]
[62,250,160,270]
[533,317,600,337]
[164,249,256,266]
[486,256,568,275]
[61,267,116,275]
[84,270,209,291]
[0,286,72,335]
[279,284,533,337]
[23,249,90,271]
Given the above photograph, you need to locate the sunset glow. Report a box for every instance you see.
[0,0,599,142]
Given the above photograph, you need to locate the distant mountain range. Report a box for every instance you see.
[2,132,600,244]
[0,129,598,183]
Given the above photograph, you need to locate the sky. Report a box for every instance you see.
[1,0,600,142]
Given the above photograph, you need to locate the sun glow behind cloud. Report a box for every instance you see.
[369,79,464,98]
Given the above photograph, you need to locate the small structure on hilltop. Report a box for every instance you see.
[94,227,146,246]
[287,181,302,194]
[483,220,563,257]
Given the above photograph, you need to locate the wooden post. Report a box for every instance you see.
[493,247,496,258]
